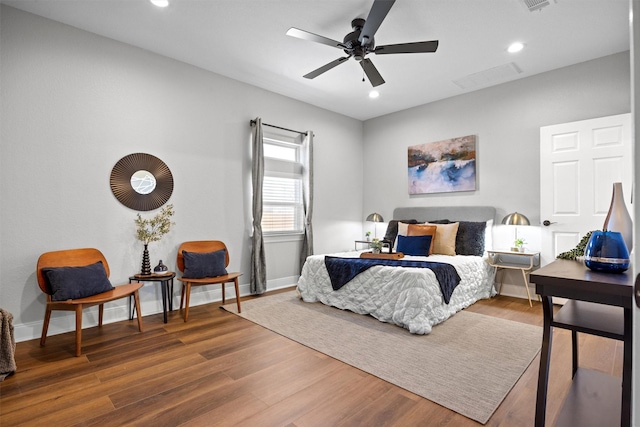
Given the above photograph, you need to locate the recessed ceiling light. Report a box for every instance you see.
[369,91,380,99]
[508,42,525,53]
[150,0,169,7]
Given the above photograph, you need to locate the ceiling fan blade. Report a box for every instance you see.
[360,58,385,87]
[286,27,345,49]
[374,40,439,54]
[359,0,396,46]
[303,57,350,79]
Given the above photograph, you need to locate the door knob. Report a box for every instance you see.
[542,220,556,226]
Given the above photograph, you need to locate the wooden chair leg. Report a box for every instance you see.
[221,282,226,304]
[98,303,104,327]
[234,278,241,313]
[133,290,144,332]
[183,283,191,322]
[40,306,52,346]
[75,305,83,357]
[180,284,186,310]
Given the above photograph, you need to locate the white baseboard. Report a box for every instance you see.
[13,276,299,343]
[495,282,539,302]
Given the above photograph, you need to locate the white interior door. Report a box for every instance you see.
[540,113,632,268]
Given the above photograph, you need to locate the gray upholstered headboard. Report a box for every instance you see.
[392,206,496,223]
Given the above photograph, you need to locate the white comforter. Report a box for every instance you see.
[297,251,496,334]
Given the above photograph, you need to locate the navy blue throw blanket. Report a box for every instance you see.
[323,256,461,304]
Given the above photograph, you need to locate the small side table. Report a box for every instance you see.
[354,240,372,250]
[487,249,540,307]
[129,272,176,323]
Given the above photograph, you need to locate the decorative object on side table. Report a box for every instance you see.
[584,231,630,273]
[602,182,633,252]
[583,182,633,273]
[512,238,526,253]
[502,211,530,252]
[154,260,169,274]
[365,231,371,242]
[134,204,175,275]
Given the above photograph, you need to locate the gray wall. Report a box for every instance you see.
[363,51,630,223]
[363,52,630,297]
[0,6,364,340]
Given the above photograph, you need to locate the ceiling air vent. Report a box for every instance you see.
[453,63,523,90]
[522,0,551,12]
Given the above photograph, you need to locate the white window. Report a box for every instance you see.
[262,137,304,235]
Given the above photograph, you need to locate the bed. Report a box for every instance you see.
[297,206,497,334]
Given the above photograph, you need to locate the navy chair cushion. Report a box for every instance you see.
[43,261,114,301]
[182,249,228,278]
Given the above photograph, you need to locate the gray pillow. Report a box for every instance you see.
[43,261,114,301]
[182,249,227,278]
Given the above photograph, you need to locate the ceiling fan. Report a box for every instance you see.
[286,0,439,87]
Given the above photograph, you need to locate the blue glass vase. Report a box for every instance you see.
[583,231,630,273]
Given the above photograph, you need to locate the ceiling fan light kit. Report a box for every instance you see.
[287,0,439,87]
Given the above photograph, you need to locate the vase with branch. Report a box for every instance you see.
[134,204,175,275]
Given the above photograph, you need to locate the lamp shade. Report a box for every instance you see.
[366,213,384,223]
[501,212,530,226]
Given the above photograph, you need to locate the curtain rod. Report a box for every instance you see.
[249,119,309,136]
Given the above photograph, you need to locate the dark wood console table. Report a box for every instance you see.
[530,259,633,427]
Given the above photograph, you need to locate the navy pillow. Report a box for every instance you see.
[397,235,433,257]
[182,249,227,278]
[455,221,487,256]
[43,261,114,301]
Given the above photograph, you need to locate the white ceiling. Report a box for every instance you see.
[2,0,631,121]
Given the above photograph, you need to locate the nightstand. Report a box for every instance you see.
[487,249,540,307]
[354,240,372,250]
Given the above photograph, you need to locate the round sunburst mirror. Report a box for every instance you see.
[110,153,173,211]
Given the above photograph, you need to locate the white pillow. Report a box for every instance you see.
[394,222,410,250]
[484,219,494,255]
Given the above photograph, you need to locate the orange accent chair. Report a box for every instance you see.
[37,248,144,357]
[177,240,242,322]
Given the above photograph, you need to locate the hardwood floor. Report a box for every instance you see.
[0,289,622,426]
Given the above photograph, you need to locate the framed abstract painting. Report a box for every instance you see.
[408,135,476,194]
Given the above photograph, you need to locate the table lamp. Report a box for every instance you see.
[366,212,384,238]
[502,212,530,251]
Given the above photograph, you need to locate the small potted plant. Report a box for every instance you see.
[370,238,383,254]
[512,238,526,253]
[365,231,371,241]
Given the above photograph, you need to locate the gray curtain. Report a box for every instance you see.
[299,131,314,273]
[251,118,267,294]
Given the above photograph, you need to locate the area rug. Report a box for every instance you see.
[222,291,542,424]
